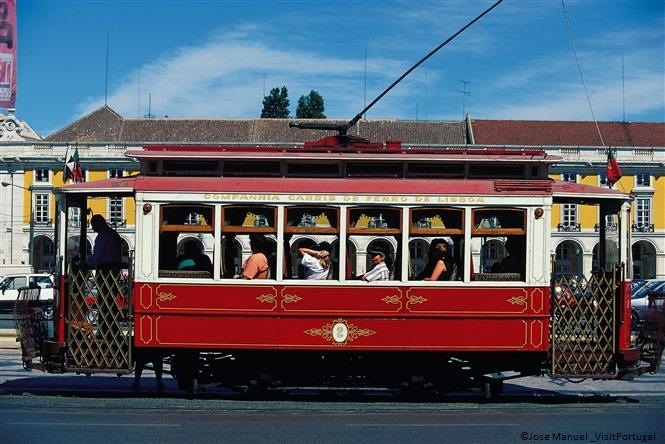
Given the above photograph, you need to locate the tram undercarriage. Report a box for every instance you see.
[166,349,547,396]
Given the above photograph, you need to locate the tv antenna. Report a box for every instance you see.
[289,0,503,137]
[144,93,155,118]
[456,80,471,119]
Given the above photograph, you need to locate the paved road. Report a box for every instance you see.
[2,394,664,444]
[1,346,663,401]
[2,346,664,444]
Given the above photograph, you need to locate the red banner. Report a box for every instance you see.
[0,0,16,109]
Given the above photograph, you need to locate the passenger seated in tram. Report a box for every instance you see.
[361,249,391,282]
[176,240,213,275]
[235,234,270,279]
[491,236,525,279]
[298,241,332,280]
[417,238,456,281]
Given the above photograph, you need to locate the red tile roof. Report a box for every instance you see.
[470,120,665,147]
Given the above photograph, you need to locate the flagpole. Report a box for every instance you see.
[63,145,70,183]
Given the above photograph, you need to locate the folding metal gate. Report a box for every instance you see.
[65,267,132,372]
[551,272,618,378]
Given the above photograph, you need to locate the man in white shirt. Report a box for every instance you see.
[361,250,390,281]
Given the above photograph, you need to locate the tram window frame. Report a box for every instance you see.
[158,204,216,278]
[408,207,464,282]
[347,206,402,280]
[470,208,526,281]
[285,205,340,280]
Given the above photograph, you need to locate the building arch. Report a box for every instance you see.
[632,240,658,279]
[554,239,584,277]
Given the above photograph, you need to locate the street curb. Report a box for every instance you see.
[0,328,18,349]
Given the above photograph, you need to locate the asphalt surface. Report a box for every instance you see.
[1,343,664,402]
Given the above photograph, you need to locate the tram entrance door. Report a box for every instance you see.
[550,271,618,378]
[64,266,132,373]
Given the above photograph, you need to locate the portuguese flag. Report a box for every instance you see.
[606,148,622,188]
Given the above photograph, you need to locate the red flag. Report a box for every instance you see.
[0,0,17,109]
[606,148,622,188]
[64,146,83,183]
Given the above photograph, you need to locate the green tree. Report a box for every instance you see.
[261,86,290,118]
[295,90,326,119]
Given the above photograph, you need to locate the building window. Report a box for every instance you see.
[635,197,651,227]
[69,207,81,228]
[599,172,608,186]
[109,169,123,179]
[635,173,651,187]
[562,203,577,226]
[34,193,49,224]
[109,197,123,225]
[562,173,576,183]
[35,168,50,183]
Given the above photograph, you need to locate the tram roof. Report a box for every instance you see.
[56,175,631,204]
[125,142,562,164]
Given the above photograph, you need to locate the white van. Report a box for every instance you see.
[0,273,55,314]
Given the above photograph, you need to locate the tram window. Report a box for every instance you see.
[158,205,215,278]
[347,207,401,280]
[158,232,215,279]
[286,162,341,177]
[468,164,525,178]
[409,237,461,281]
[221,206,277,279]
[289,237,339,280]
[472,208,525,235]
[472,236,525,281]
[470,209,526,281]
[160,205,214,233]
[223,160,282,177]
[285,206,338,233]
[410,207,463,235]
[348,207,401,234]
[222,205,276,232]
[163,160,221,176]
[220,234,277,280]
[285,206,339,279]
[407,162,464,178]
[346,162,402,177]
[409,207,463,281]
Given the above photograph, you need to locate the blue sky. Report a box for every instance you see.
[12,0,665,137]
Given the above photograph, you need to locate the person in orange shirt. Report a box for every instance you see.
[236,234,270,279]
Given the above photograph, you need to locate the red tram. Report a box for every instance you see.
[15,135,662,394]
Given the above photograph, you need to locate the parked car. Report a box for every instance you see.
[0,273,55,315]
[631,279,665,325]
[632,280,665,311]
